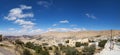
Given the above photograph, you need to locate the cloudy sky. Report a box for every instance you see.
[0,0,120,35]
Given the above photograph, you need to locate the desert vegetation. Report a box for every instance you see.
[98,40,107,48]
[1,30,120,55]
[0,34,2,41]
[13,39,98,55]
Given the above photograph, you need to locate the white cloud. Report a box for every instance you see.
[30,29,43,34]
[4,8,22,20]
[85,13,96,19]
[37,0,53,8]
[0,28,44,36]
[2,5,52,35]
[48,28,68,32]
[72,28,86,31]
[4,5,33,21]
[15,19,34,25]
[52,24,58,26]
[14,19,35,30]
[3,5,38,35]
[70,24,77,27]
[22,25,34,30]
[60,20,69,23]
[20,5,32,10]
[0,27,87,35]
[47,28,86,32]
[8,28,15,31]
[4,5,34,30]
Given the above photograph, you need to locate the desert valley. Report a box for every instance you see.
[0,30,120,55]
[0,0,120,55]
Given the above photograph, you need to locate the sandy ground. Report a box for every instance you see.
[0,47,16,55]
[0,52,4,55]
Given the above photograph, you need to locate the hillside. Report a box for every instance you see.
[39,30,120,39]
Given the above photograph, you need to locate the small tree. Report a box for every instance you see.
[62,46,80,55]
[58,43,66,50]
[34,45,42,53]
[41,50,49,55]
[49,47,52,50]
[15,39,24,45]
[37,50,49,55]
[43,47,47,51]
[117,39,120,42]
[25,42,34,49]
[65,40,69,43]
[75,42,82,47]
[23,49,32,55]
[82,45,96,55]
[81,43,88,46]
[53,45,59,50]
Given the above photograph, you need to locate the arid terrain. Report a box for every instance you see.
[0,30,120,55]
[38,30,120,38]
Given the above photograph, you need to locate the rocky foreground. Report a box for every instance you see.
[95,41,120,55]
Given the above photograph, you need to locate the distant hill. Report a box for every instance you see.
[4,30,120,40]
[39,30,120,39]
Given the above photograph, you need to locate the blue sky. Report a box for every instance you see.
[0,0,120,35]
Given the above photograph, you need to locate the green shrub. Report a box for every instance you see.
[25,42,50,55]
[0,44,4,46]
[75,42,82,47]
[117,39,120,42]
[37,50,49,55]
[98,40,107,48]
[75,42,88,47]
[41,50,49,55]
[53,45,59,50]
[58,44,66,50]
[95,35,101,37]
[43,47,48,51]
[82,43,88,46]
[15,39,24,45]
[23,49,32,55]
[25,42,34,49]
[54,51,61,55]
[49,47,52,50]
[42,43,48,46]
[65,40,69,43]
[82,45,96,55]
[62,46,80,55]
[34,45,42,53]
